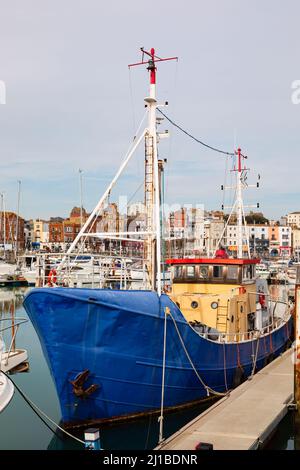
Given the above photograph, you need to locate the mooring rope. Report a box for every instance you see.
[223,341,228,392]
[158,306,168,444]
[2,371,85,445]
[250,335,261,378]
[167,309,229,397]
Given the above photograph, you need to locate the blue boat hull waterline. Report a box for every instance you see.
[23,288,293,427]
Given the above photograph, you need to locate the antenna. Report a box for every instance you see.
[128,48,178,80]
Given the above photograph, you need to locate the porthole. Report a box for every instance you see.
[191,301,198,309]
[211,301,218,309]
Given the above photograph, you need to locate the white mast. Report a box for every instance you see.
[144,48,161,294]
[236,148,244,259]
[1,193,6,252]
[216,147,258,259]
[58,48,177,295]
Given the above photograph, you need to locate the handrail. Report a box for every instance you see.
[197,315,287,343]
[20,251,149,288]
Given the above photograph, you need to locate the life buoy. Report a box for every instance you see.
[258,293,266,308]
[47,268,57,286]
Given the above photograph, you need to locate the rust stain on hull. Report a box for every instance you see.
[63,395,218,431]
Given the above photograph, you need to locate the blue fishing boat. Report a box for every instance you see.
[23,48,293,430]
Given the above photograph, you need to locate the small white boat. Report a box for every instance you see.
[286,267,296,285]
[256,263,270,281]
[0,315,29,413]
[0,371,14,412]
[0,339,14,412]
[0,262,18,276]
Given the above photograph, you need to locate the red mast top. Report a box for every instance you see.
[128,47,178,86]
[234,147,247,173]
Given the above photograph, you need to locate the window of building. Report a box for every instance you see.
[65,226,72,233]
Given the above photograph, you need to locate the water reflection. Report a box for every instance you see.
[47,400,218,450]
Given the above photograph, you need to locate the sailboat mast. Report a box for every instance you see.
[236,148,243,258]
[15,180,21,259]
[2,193,6,253]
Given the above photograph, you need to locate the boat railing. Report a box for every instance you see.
[23,252,149,289]
[200,315,287,343]
[198,289,290,343]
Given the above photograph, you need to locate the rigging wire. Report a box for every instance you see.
[2,370,85,445]
[118,181,144,215]
[69,113,148,264]
[157,109,235,156]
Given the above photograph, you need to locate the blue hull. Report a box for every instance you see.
[23,288,293,426]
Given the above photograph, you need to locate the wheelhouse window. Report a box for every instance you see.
[213,265,223,279]
[174,266,183,279]
[199,265,209,279]
[243,265,253,280]
[186,265,196,278]
[227,265,238,280]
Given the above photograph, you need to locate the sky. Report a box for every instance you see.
[0,0,300,221]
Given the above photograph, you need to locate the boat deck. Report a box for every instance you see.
[156,349,293,450]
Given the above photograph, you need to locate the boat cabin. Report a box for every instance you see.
[166,258,261,339]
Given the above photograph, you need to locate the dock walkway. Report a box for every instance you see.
[156,349,294,450]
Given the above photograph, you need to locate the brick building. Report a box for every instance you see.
[0,211,25,251]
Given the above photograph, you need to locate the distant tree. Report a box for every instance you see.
[224,213,237,223]
[245,211,269,225]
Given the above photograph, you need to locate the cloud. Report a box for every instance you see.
[0,0,299,220]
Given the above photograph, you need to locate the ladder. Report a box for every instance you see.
[216,300,229,333]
